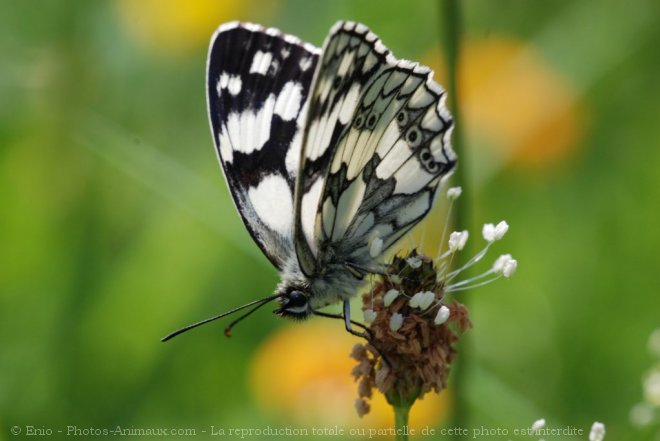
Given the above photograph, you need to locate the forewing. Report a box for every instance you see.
[207,22,320,269]
[300,22,456,269]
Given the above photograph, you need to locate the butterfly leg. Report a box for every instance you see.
[342,299,371,339]
[312,302,392,367]
[345,262,388,278]
[312,309,371,335]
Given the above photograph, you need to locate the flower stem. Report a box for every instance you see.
[393,404,411,441]
[439,0,471,437]
[386,387,418,441]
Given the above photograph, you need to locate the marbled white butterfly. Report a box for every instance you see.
[163,21,456,342]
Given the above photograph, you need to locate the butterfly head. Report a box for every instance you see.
[275,286,312,320]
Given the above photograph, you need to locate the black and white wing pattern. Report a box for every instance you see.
[207,22,320,269]
[293,21,456,275]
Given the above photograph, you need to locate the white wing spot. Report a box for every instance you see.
[301,178,324,254]
[362,53,378,73]
[394,158,434,194]
[299,57,313,71]
[225,95,276,155]
[217,130,233,163]
[337,51,354,76]
[285,126,302,174]
[339,84,361,125]
[332,178,366,240]
[227,76,241,95]
[274,81,303,121]
[217,73,241,96]
[248,174,293,236]
[217,72,229,96]
[250,50,273,75]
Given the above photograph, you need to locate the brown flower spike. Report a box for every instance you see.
[352,250,471,417]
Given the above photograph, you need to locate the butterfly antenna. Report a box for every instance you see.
[223,295,280,337]
[161,294,282,342]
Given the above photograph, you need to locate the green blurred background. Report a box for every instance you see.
[1,0,659,439]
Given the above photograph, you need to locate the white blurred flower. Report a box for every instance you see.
[644,366,660,406]
[531,418,546,433]
[383,289,400,307]
[589,422,605,441]
[434,305,450,325]
[447,186,462,200]
[448,230,469,252]
[648,328,660,358]
[389,313,403,332]
[629,402,655,428]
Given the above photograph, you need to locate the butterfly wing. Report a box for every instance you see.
[207,22,320,269]
[292,21,391,274]
[293,21,456,274]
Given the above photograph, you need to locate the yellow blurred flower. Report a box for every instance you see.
[115,0,278,55]
[250,320,450,429]
[426,37,586,169]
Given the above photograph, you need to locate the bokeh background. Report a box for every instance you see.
[1,0,659,439]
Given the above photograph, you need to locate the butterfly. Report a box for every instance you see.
[162,21,456,342]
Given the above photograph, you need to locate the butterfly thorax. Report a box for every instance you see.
[274,255,366,319]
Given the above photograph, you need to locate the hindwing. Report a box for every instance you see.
[293,21,456,274]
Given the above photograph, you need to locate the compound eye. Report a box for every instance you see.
[287,290,308,308]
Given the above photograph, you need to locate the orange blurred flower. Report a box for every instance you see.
[426,37,586,170]
[250,320,450,429]
[115,0,278,55]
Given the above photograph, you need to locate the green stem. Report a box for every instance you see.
[386,387,418,441]
[439,0,471,437]
[393,403,411,441]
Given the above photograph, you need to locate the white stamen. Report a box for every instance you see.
[409,291,435,310]
[448,230,469,252]
[383,289,400,307]
[589,422,605,441]
[495,220,509,238]
[364,309,377,324]
[434,305,450,325]
[503,260,517,278]
[369,236,383,258]
[493,254,517,278]
[447,186,462,200]
[436,190,456,262]
[531,418,546,433]
[483,220,509,242]
[406,255,422,268]
[445,274,502,293]
[389,313,403,332]
[445,244,492,281]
